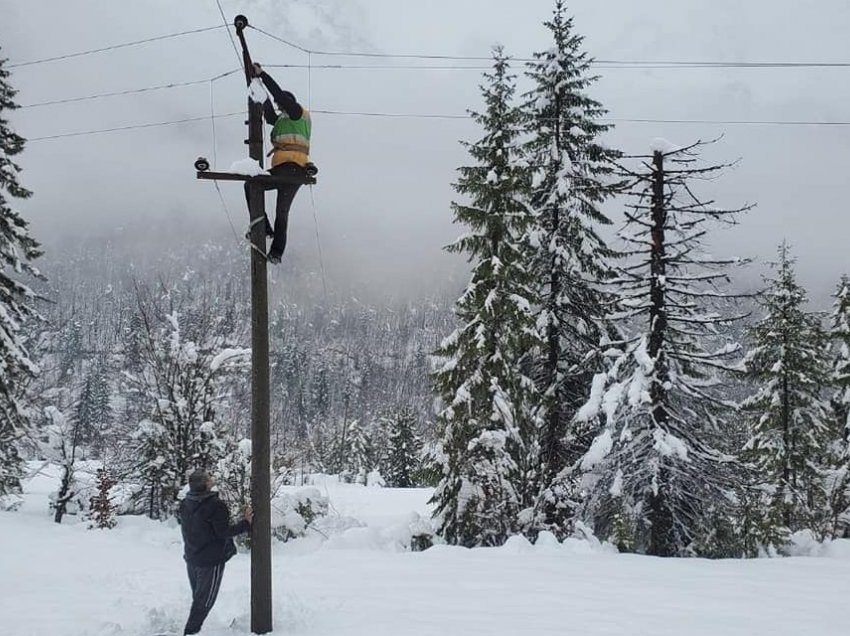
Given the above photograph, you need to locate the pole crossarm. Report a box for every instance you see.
[196,170,317,186]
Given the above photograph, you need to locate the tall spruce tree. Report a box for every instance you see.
[576,141,751,556]
[522,1,622,535]
[830,276,850,442]
[0,50,43,503]
[76,359,112,454]
[430,47,540,547]
[823,275,850,537]
[741,243,831,548]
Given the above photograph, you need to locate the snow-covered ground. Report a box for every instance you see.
[2,465,849,636]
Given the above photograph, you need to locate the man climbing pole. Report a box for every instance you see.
[248,62,313,264]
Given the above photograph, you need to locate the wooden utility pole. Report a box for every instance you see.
[194,14,316,634]
[238,15,273,634]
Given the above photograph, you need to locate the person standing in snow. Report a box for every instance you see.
[248,62,313,264]
[178,469,253,635]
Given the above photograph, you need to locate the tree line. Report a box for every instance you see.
[429,1,850,557]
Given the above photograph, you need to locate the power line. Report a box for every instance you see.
[7,25,226,68]
[610,117,850,126]
[266,61,850,71]
[18,69,240,109]
[12,59,848,113]
[20,79,210,109]
[28,111,244,141]
[606,60,850,68]
[314,109,850,126]
[311,109,468,120]
[10,58,841,113]
[248,25,311,54]
[213,0,243,68]
[8,19,850,72]
[249,24,850,69]
[266,63,491,70]
[25,109,850,142]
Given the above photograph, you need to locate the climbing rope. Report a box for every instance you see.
[308,184,329,299]
[208,77,242,246]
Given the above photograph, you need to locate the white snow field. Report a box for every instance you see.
[2,465,849,636]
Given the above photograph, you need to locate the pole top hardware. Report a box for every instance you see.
[234,15,249,31]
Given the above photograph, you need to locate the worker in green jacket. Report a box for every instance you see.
[251,63,312,264]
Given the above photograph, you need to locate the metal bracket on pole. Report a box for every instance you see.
[196,170,317,187]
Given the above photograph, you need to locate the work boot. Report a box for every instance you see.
[244,226,274,241]
[267,250,282,264]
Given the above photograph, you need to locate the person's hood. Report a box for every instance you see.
[185,489,217,501]
[182,490,217,512]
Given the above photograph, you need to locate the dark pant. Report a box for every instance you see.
[184,562,225,635]
[269,162,303,259]
[243,162,304,260]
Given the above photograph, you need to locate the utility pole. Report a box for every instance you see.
[238,15,273,634]
[194,14,316,634]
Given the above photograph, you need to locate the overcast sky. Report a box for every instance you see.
[2,0,848,302]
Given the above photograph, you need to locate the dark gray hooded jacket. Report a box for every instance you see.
[178,491,250,567]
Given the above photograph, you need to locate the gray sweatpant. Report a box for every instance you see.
[184,561,225,635]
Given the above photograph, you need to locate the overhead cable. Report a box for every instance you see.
[8,25,226,68]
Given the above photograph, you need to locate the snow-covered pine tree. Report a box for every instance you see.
[131,418,171,519]
[124,310,145,373]
[384,408,422,487]
[342,419,372,484]
[0,50,44,503]
[309,361,330,423]
[741,242,831,548]
[521,1,622,535]
[825,276,850,537]
[829,275,850,443]
[42,406,82,523]
[76,359,112,454]
[126,301,246,519]
[58,320,83,381]
[576,141,752,557]
[430,47,540,547]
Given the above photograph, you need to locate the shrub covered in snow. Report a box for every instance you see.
[123,309,243,520]
[271,488,329,541]
[217,438,252,516]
